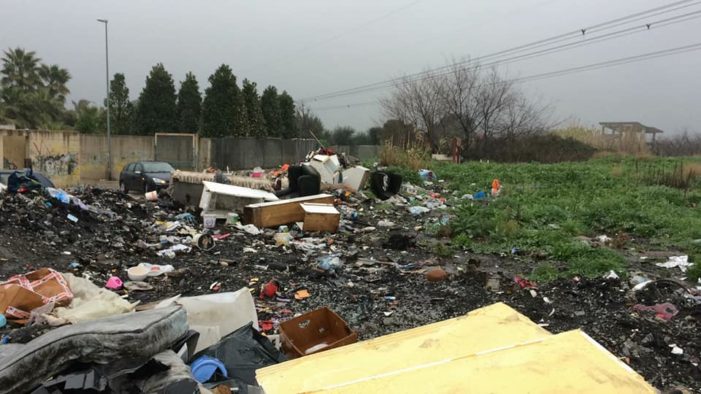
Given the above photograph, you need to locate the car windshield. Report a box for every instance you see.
[141,162,174,173]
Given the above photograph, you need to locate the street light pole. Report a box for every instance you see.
[97,18,112,181]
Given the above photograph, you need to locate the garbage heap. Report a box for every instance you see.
[0,157,686,392]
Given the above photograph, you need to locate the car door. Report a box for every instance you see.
[134,163,145,192]
[122,163,134,189]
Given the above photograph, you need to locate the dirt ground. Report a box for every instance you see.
[0,187,699,391]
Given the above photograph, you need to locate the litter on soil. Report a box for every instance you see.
[0,162,699,392]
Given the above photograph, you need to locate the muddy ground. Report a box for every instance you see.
[0,187,699,391]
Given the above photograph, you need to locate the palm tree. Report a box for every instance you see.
[1,47,41,92]
[39,64,71,103]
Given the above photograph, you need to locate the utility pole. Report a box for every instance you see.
[97,18,112,180]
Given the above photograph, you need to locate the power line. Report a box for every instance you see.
[301,1,701,102]
[305,8,701,101]
[305,11,701,102]
[513,41,701,83]
[310,42,701,111]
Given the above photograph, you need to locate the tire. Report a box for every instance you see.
[119,182,128,194]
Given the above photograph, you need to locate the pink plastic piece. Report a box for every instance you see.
[105,276,123,290]
[632,303,678,321]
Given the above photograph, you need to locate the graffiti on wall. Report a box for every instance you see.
[32,139,78,176]
[35,153,78,176]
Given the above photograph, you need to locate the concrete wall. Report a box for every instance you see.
[26,130,81,187]
[333,145,380,160]
[155,133,196,170]
[198,138,212,170]
[1,128,317,186]
[1,131,27,169]
[210,138,316,170]
[80,134,155,180]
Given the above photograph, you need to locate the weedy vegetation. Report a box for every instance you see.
[433,156,701,280]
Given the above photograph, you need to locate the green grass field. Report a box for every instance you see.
[433,156,701,281]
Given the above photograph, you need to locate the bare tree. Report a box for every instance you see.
[474,68,511,144]
[381,60,551,155]
[434,59,481,149]
[381,72,444,152]
[497,92,551,140]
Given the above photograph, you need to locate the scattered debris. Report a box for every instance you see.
[656,255,692,272]
[0,163,698,392]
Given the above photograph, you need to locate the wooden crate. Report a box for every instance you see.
[301,203,340,233]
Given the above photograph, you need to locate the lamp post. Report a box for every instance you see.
[97,18,112,180]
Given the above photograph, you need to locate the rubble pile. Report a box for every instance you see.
[0,161,699,392]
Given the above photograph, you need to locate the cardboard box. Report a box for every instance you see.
[0,284,45,321]
[279,307,357,359]
[301,203,340,233]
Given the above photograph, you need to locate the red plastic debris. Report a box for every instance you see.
[514,275,537,289]
[259,280,279,299]
[259,320,274,332]
[632,303,678,321]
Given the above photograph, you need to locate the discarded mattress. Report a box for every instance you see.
[0,305,188,393]
[257,302,655,393]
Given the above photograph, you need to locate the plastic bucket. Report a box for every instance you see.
[145,191,158,201]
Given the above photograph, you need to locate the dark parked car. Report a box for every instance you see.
[119,161,174,193]
[0,169,55,190]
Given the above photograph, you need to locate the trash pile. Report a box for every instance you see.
[0,162,700,392]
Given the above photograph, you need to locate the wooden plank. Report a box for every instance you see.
[243,194,334,228]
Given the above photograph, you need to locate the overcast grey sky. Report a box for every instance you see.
[2,0,700,134]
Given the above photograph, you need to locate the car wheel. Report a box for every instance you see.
[119,182,128,194]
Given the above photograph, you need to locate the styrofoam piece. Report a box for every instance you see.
[301,203,340,215]
[157,288,259,354]
[342,166,370,192]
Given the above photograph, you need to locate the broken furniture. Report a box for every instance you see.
[257,302,655,393]
[243,194,334,228]
[278,307,357,359]
[200,181,278,219]
[275,164,321,199]
[301,203,340,233]
[307,154,341,185]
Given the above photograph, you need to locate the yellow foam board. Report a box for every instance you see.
[257,302,552,393]
[312,330,655,394]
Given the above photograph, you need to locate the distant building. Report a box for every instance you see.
[599,121,663,145]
